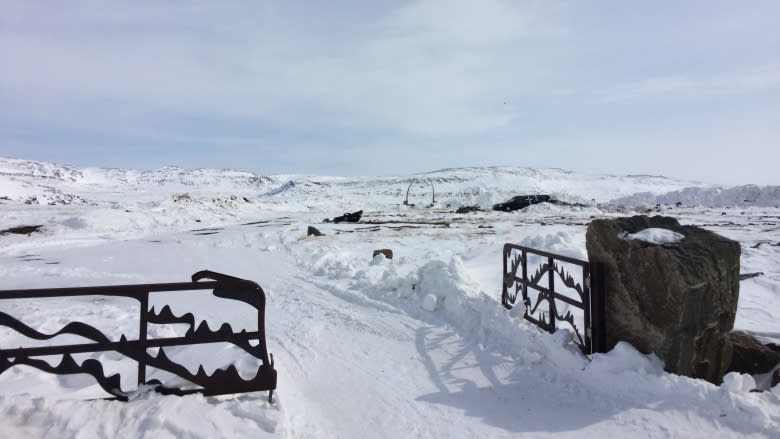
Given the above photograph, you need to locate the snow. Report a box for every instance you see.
[723,372,758,393]
[622,228,685,245]
[420,294,438,311]
[1,157,779,438]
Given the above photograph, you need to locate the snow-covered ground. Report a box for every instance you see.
[1,157,779,438]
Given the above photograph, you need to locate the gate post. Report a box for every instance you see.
[547,256,556,333]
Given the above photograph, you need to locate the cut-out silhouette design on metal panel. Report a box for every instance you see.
[0,270,277,402]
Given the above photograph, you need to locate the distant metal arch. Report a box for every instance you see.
[403,179,436,206]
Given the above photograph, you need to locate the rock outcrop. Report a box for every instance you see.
[492,195,551,212]
[586,215,740,383]
[727,332,780,389]
[333,210,363,223]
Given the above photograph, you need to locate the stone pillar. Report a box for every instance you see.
[586,215,740,383]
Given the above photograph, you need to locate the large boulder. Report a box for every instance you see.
[586,215,740,383]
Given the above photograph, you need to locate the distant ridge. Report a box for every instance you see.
[5,156,777,207]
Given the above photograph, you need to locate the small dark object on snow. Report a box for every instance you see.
[307,226,324,237]
[493,195,551,212]
[456,205,481,214]
[0,225,43,236]
[548,200,587,208]
[751,241,780,248]
[333,210,363,223]
[373,249,393,260]
[739,272,764,281]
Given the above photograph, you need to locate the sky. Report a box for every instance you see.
[1,0,779,185]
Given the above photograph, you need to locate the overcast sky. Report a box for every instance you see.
[1,1,778,184]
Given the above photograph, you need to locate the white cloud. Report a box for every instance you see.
[0,0,562,137]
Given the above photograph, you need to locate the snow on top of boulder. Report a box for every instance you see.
[622,228,685,245]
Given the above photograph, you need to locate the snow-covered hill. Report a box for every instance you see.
[0,157,275,205]
[0,157,272,188]
[0,157,712,207]
[5,157,779,211]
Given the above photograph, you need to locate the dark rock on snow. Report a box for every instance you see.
[373,249,393,260]
[333,210,363,223]
[586,215,741,384]
[0,225,44,236]
[456,205,481,214]
[307,226,324,237]
[739,272,763,281]
[492,195,551,212]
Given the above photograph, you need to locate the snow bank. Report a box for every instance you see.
[0,393,279,438]
[612,185,780,207]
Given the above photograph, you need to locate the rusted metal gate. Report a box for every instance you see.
[0,270,277,401]
[502,244,606,355]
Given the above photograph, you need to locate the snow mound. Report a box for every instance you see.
[514,230,587,260]
[420,294,438,311]
[722,372,758,393]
